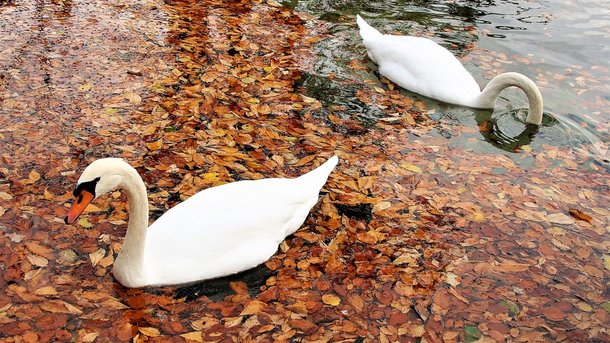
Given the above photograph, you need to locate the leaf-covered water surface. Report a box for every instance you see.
[0,0,608,342]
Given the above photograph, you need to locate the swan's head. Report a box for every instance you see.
[65,158,130,224]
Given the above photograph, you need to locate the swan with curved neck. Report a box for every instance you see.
[356,15,544,125]
[65,156,338,288]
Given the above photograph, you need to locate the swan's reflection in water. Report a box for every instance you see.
[476,110,541,153]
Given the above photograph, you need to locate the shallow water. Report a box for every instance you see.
[285,0,610,160]
[0,0,608,341]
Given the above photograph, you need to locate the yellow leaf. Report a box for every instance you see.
[241,77,256,84]
[322,294,341,306]
[28,169,41,183]
[373,201,392,212]
[34,286,58,296]
[604,255,610,271]
[138,327,160,337]
[401,162,422,174]
[181,332,203,342]
[101,297,129,310]
[124,91,142,104]
[44,188,54,200]
[240,300,266,316]
[146,140,163,151]
[202,172,220,183]
[577,302,593,312]
[373,86,385,94]
[81,332,99,343]
[78,83,92,92]
[78,217,93,228]
[471,212,486,222]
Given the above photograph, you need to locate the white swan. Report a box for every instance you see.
[356,15,544,125]
[65,156,338,288]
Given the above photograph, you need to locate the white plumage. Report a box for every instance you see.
[356,15,544,125]
[66,156,338,288]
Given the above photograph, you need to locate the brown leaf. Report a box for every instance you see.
[240,300,266,316]
[146,139,164,151]
[26,255,49,268]
[180,332,203,342]
[40,300,82,314]
[138,327,160,337]
[568,208,593,223]
[34,286,58,296]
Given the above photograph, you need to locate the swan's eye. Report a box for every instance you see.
[77,194,83,204]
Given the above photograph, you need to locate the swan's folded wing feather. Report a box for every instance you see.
[143,177,321,284]
[364,35,481,105]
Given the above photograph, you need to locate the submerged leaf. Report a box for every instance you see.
[322,294,341,306]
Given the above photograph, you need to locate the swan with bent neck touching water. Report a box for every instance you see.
[65,156,338,288]
[356,15,544,125]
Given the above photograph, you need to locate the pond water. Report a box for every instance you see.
[1,0,608,341]
[284,0,610,161]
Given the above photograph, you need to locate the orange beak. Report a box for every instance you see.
[65,190,94,224]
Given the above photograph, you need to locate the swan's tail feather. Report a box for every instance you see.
[297,155,338,191]
[356,15,382,40]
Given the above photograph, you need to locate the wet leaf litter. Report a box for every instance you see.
[0,0,608,342]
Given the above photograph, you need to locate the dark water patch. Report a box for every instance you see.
[173,264,275,302]
[335,203,373,222]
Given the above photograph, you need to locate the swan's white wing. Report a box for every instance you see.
[363,34,482,106]
[143,173,327,285]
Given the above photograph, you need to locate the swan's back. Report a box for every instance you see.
[356,16,482,106]
[144,156,338,285]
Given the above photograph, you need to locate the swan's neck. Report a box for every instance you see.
[113,165,149,286]
[475,72,544,125]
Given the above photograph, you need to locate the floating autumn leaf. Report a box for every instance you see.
[542,306,566,321]
[89,249,105,267]
[34,286,58,296]
[81,332,99,343]
[78,82,92,92]
[471,211,486,222]
[181,332,203,342]
[569,208,593,223]
[464,326,480,341]
[401,162,422,174]
[577,302,593,312]
[546,213,575,225]
[240,300,266,316]
[240,76,256,84]
[26,255,49,268]
[26,242,54,259]
[124,91,142,104]
[138,327,161,337]
[40,300,82,314]
[445,273,460,287]
[78,217,93,228]
[373,86,385,94]
[146,139,164,151]
[322,294,341,306]
[26,169,41,184]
